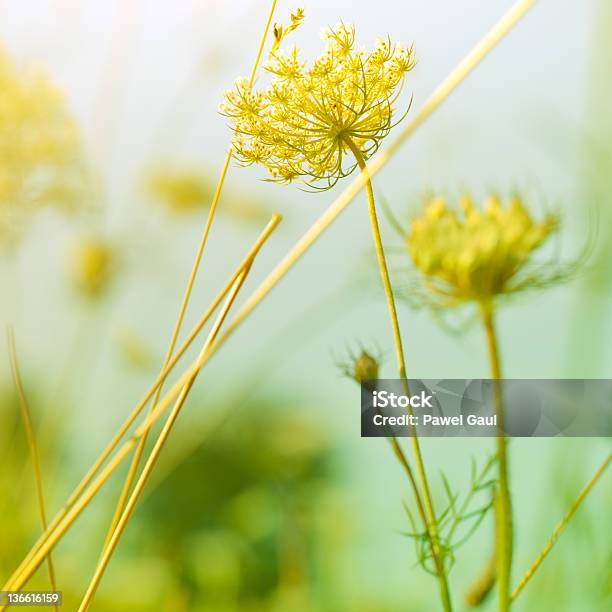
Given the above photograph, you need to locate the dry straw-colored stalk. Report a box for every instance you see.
[79,268,252,610]
[2,0,535,600]
[7,328,58,612]
[511,453,611,601]
[4,233,265,590]
[2,215,281,597]
[101,0,278,556]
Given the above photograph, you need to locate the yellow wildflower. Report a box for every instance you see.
[221,18,415,190]
[146,167,212,214]
[353,350,379,384]
[407,195,559,306]
[145,166,272,224]
[68,237,115,300]
[0,46,84,247]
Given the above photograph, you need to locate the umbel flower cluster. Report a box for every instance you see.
[407,195,559,306]
[0,46,83,246]
[221,18,415,190]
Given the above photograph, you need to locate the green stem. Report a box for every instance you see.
[345,136,453,612]
[479,300,512,612]
[7,328,59,612]
[511,453,611,601]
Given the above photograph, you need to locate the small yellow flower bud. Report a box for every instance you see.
[353,350,379,384]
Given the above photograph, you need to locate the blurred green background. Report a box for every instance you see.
[0,1,610,610]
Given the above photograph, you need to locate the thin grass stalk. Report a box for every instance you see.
[344,136,452,611]
[79,269,251,610]
[2,216,281,596]
[511,453,611,601]
[479,300,511,612]
[7,329,58,612]
[3,0,535,594]
[2,226,273,591]
[5,271,257,596]
[2,257,235,587]
[103,0,278,549]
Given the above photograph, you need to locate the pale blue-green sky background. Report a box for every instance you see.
[1,1,610,609]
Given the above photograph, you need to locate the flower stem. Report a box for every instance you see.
[7,328,59,612]
[2,217,281,597]
[511,453,611,601]
[77,269,251,611]
[101,0,278,556]
[479,300,512,612]
[345,136,452,612]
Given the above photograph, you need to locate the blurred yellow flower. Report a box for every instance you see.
[221,19,415,189]
[0,46,85,247]
[146,168,212,214]
[68,237,115,300]
[145,166,272,224]
[407,195,558,306]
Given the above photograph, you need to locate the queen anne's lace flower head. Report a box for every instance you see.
[220,14,415,190]
[407,195,560,306]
